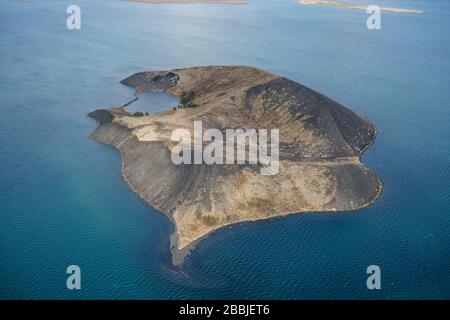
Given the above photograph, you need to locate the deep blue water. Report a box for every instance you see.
[0,0,449,299]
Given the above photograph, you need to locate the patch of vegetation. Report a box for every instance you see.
[186,102,198,108]
[202,215,218,226]
[248,198,272,209]
[195,207,202,219]
[132,112,149,117]
[178,91,198,109]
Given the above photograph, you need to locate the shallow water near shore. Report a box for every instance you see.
[0,0,449,299]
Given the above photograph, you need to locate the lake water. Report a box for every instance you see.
[0,0,449,299]
[125,92,178,113]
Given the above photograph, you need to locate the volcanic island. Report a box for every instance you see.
[88,66,382,265]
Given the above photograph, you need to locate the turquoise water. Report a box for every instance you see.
[0,0,449,299]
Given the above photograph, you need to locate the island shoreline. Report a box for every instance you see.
[88,100,382,268]
[88,65,383,267]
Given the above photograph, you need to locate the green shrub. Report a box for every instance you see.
[202,215,218,226]
[179,91,198,108]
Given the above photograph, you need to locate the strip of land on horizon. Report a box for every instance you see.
[126,0,247,4]
[299,0,423,14]
[125,0,422,13]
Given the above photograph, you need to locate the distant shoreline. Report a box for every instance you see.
[299,0,423,14]
[125,0,422,14]
[126,0,247,4]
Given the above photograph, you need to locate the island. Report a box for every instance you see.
[88,66,382,265]
[299,0,423,14]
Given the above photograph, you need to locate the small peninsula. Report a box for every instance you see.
[299,0,423,14]
[88,66,382,265]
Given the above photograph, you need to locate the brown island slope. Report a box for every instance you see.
[88,66,382,265]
